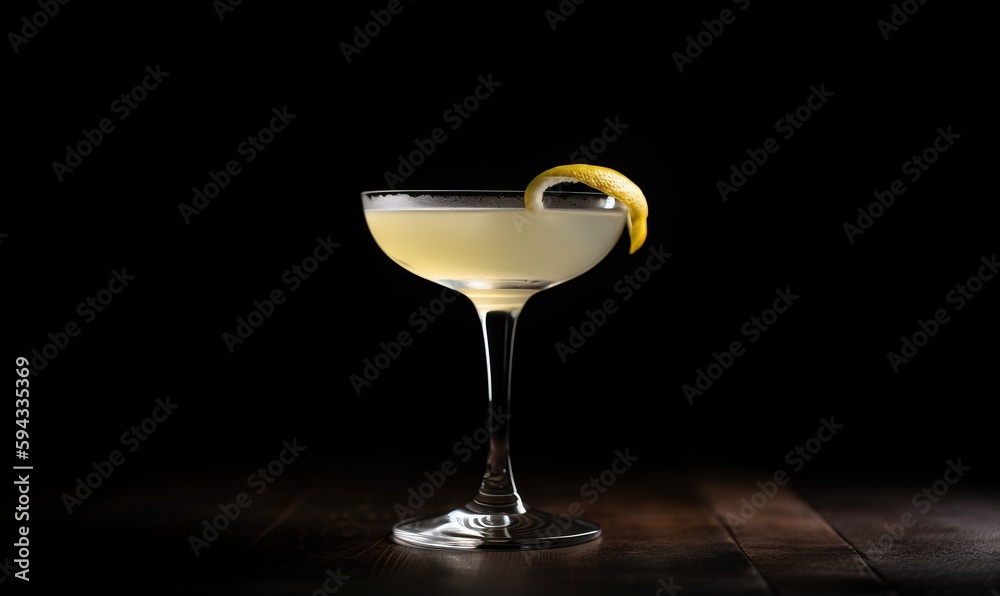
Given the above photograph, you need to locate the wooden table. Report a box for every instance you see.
[33,452,999,595]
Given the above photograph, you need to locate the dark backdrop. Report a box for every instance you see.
[5,2,996,574]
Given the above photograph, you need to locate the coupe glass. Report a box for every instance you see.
[361,189,628,550]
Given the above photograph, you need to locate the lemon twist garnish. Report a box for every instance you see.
[524,164,648,254]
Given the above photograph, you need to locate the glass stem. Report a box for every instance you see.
[467,309,527,514]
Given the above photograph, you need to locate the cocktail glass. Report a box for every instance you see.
[361,189,628,550]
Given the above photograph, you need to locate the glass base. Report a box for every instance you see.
[392,506,601,550]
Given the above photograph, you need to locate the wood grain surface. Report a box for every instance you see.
[33,459,999,595]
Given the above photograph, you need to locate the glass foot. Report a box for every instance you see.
[392,506,601,550]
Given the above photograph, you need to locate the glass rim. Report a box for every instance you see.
[361,190,625,211]
[360,189,611,195]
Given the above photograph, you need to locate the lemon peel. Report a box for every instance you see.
[525,164,648,254]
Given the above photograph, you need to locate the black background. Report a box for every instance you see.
[4,0,997,590]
